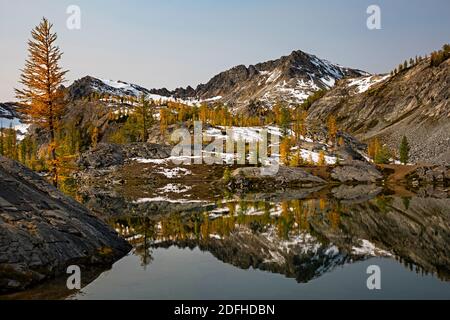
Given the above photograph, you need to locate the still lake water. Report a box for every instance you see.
[66,191,450,300]
[72,250,450,300]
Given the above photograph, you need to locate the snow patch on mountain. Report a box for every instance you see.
[206,125,288,143]
[90,78,208,106]
[251,52,369,106]
[291,147,337,165]
[347,74,390,94]
[320,76,336,88]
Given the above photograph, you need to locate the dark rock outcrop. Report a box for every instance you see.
[77,143,172,169]
[0,156,131,293]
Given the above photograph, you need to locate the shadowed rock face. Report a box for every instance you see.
[0,156,131,293]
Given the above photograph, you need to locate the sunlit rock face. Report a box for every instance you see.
[307,58,450,165]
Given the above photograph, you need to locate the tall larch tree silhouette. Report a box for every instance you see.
[15,17,68,187]
[137,94,152,142]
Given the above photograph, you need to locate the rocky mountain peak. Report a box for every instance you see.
[65,49,368,110]
[188,49,368,109]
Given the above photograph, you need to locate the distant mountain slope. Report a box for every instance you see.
[188,50,367,109]
[67,76,151,101]
[0,102,29,140]
[307,58,450,164]
[67,76,200,105]
[0,102,19,120]
[66,50,368,110]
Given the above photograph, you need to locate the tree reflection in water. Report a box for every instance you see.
[110,194,450,283]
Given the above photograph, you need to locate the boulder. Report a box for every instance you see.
[0,156,131,293]
[230,166,326,191]
[331,160,382,183]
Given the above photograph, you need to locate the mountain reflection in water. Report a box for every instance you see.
[4,188,450,300]
[112,194,450,284]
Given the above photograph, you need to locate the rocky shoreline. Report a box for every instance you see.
[74,143,450,199]
[1,141,449,295]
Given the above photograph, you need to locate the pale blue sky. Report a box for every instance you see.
[1,0,449,101]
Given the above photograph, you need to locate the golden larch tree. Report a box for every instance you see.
[280,138,291,165]
[327,115,337,143]
[318,150,326,166]
[15,17,68,187]
[368,138,381,160]
[308,153,314,166]
[137,94,152,141]
[289,150,301,167]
